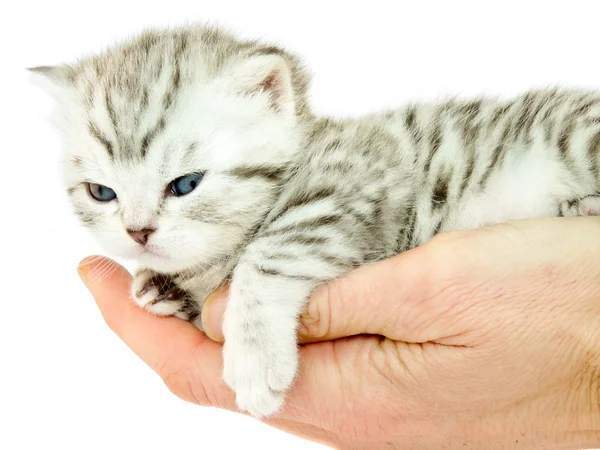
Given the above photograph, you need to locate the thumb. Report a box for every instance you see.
[202,239,462,344]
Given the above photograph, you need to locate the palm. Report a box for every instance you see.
[79,217,600,449]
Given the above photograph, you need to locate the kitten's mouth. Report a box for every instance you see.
[140,246,164,258]
[137,246,185,274]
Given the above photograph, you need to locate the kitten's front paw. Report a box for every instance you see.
[222,315,298,418]
[131,269,199,322]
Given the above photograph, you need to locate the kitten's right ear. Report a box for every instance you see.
[229,53,294,115]
[27,65,74,101]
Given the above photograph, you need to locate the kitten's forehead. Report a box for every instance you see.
[71,28,275,164]
[56,26,311,178]
[79,84,217,177]
[75,33,202,164]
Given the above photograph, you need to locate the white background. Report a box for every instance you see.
[3,1,600,449]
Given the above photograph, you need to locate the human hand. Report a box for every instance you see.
[79,217,600,449]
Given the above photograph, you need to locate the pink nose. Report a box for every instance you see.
[126,228,155,246]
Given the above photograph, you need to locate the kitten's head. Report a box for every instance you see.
[31,26,311,274]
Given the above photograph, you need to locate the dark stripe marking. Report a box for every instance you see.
[270,187,336,223]
[424,113,443,173]
[104,90,118,131]
[323,139,342,153]
[459,156,475,199]
[587,131,600,184]
[557,120,575,157]
[140,117,166,157]
[88,122,114,158]
[278,235,329,246]
[512,92,535,141]
[229,165,286,182]
[257,265,321,282]
[262,214,342,238]
[432,218,444,236]
[431,173,449,210]
[479,124,511,188]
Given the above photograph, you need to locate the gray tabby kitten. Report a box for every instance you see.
[30,25,600,417]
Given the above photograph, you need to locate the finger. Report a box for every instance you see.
[78,256,204,372]
[201,238,463,344]
[298,244,438,342]
[77,256,235,409]
[201,286,227,343]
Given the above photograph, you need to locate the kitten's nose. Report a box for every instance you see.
[127,228,155,246]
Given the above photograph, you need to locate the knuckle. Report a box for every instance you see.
[298,281,336,340]
[406,231,480,308]
[421,229,475,276]
[426,229,471,258]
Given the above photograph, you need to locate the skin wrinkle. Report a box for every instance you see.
[372,339,416,391]
[160,355,218,408]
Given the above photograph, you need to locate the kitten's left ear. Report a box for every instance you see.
[231,54,294,114]
[27,65,75,101]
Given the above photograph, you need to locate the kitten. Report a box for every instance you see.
[30,25,600,418]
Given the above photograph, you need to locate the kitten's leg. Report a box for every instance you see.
[222,259,322,417]
[559,195,600,217]
[222,229,356,417]
[131,269,204,328]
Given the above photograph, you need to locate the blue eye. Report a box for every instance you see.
[88,183,117,202]
[170,172,204,196]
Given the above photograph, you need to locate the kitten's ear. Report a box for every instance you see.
[231,54,294,114]
[27,65,74,101]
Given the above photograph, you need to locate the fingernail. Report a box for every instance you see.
[77,255,99,287]
[202,286,228,343]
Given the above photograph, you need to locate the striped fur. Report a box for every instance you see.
[31,24,600,417]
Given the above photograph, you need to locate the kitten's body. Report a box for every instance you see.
[31,25,600,417]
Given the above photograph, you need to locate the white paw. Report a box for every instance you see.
[222,315,299,417]
[131,269,191,317]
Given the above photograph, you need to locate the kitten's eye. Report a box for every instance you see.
[87,183,117,202]
[169,172,204,196]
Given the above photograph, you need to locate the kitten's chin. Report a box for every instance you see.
[136,251,189,275]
